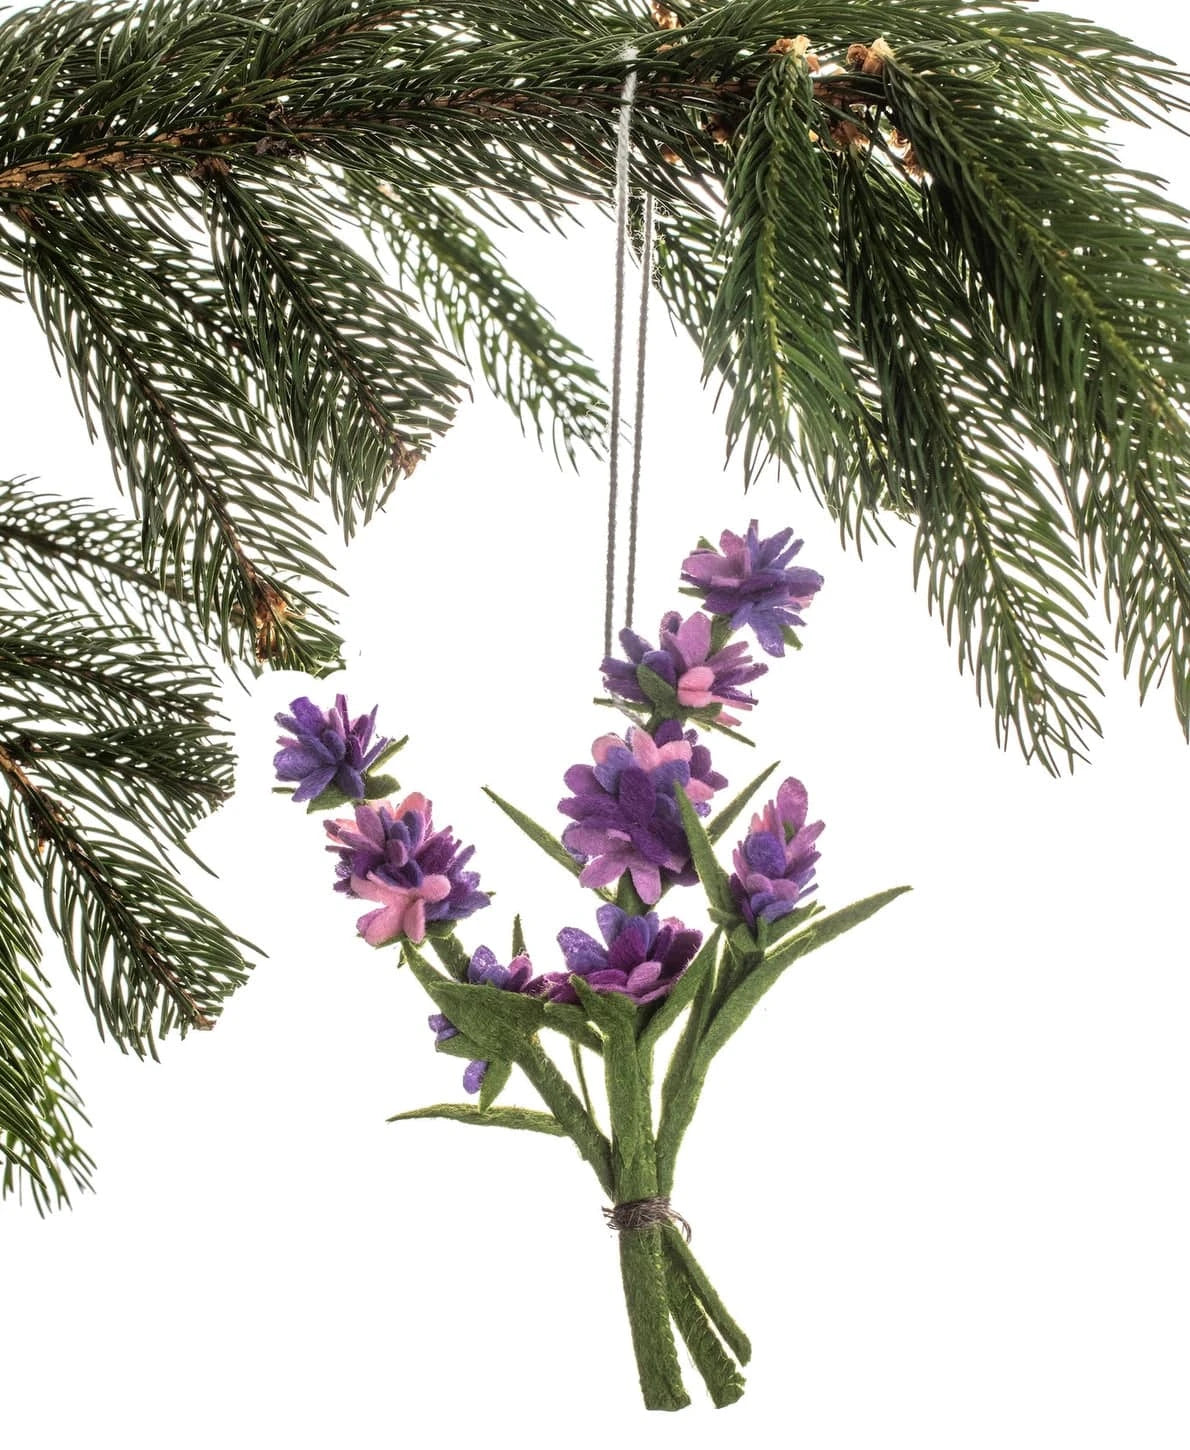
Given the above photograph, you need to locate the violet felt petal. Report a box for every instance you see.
[274,741,337,779]
[666,928,703,969]
[557,927,608,974]
[753,614,787,657]
[579,855,629,891]
[467,945,499,983]
[595,903,629,946]
[745,832,787,878]
[563,763,601,795]
[463,1060,488,1094]
[627,859,663,905]
[607,926,649,974]
[585,968,631,993]
[618,767,657,824]
[775,778,809,832]
[624,960,665,996]
[291,764,337,802]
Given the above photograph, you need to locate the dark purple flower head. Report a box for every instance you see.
[681,522,823,657]
[324,793,488,945]
[558,720,726,905]
[730,778,824,928]
[531,904,702,1006]
[602,611,767,726]
[428,946,536,1095]
[274,694,389,803]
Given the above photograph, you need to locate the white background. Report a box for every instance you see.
[3,3,1190,1447]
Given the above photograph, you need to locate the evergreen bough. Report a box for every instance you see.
[2,0,1188,1208]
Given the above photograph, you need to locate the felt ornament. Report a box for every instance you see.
[273,522,909,1410]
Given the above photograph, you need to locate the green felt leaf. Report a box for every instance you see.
[700,888,912,1067]
[673,785,735,918]
[636,663,681,715]
[434,1031,484,1061]
[362,772,400,801]
[707,761,780,845]
[541,1001,604,1055]
[387,1104,565,1136]
[402,942,452,996]
[370,737,408,772]
[638,929,722,1061]
[427,979,545,1063]
[511,913,527,959]
[478,1057,512,1111]
[482,786,580,880]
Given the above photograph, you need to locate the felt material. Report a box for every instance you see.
[665,1255,747,1408]
[662,1227,752,1366]
[696,887,911,1067]
[618,1230,690,1411]
[672,783,735,918]
[638,928,721,1061]
[478,1057,512,1111]
[705,760,780,845]
[480,786,583,880]
[387,1104,566,1135]
[517,1037,614,1195]
[540,1002,604,1055]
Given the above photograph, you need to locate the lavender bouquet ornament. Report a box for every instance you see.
[273,524,907,1411]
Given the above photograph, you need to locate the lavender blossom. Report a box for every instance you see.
[558,721,726,905]
[602,611,767,726]
[325,794,488,945]
[428,946,536,1094]
[274,694,389,803]
[531,905,702,1006]
[681,522,823,657]
[730,778,824,928]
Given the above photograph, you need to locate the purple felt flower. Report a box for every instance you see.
[325,793,488,945]
[274,694,389,803]
[730,777,824,928]
[602,611,767,726]
[531,905,702,1006]
[429,946,536,1094]
[681,521,823,657]
[558,721,726,905]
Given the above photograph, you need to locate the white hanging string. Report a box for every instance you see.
[603,45,655,657]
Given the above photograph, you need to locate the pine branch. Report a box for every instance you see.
[884,45,1190,737]
[836,152,1105,770]
[702,42,863,485]
[354,183,608,466]
[0,613,252,1054]
[0,476,203,656]
[206,168,464,529]
[0,820,94,1213]
[16,193,343,670]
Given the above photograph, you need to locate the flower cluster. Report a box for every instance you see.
[559,720,726,904]
[534,906,702,1006]
[325,794,488,945]
[602,611,766,727]
[730,778,824,928]
[430,946,535,1094]
[682,521,822,657]
[274,694,389,803]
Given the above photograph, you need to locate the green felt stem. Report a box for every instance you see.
[619,1229,691,1411]
[665,1254,747,1408]
[517,1037,614,1196]
[577,981,692,1411]
[662,1226,752,1366]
